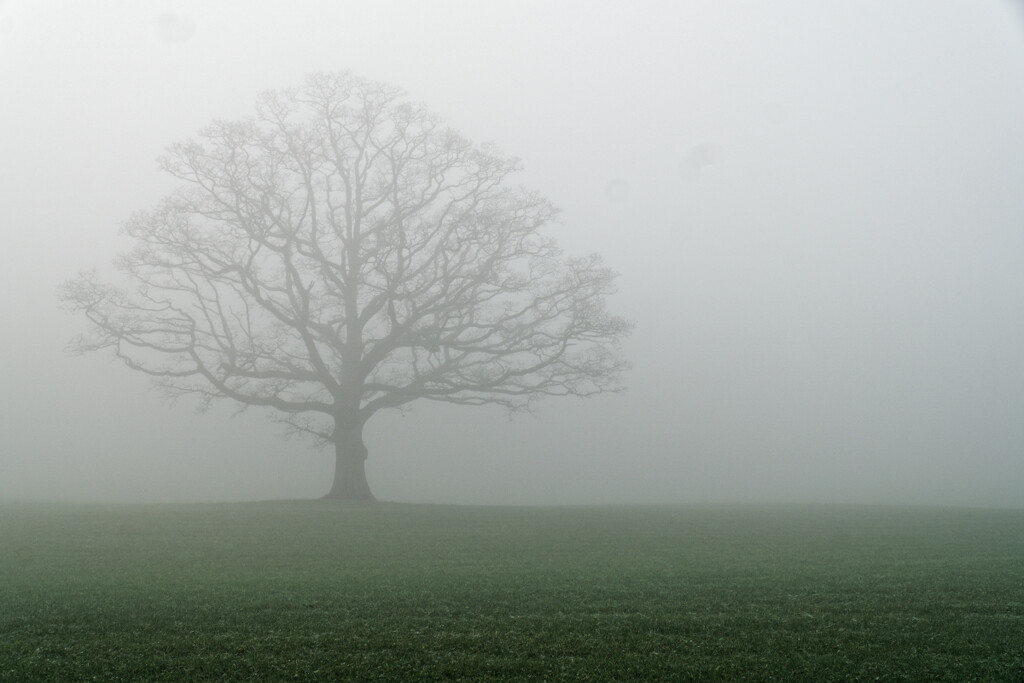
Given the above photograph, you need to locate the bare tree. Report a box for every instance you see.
[60,72,632,501]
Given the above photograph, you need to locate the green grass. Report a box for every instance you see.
[1,502,1022,681]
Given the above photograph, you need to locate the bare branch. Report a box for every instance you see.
[60,70,632,459]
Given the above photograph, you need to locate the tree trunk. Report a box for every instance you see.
[323,427,376,501]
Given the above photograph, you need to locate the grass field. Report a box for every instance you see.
[0,502,1022,681]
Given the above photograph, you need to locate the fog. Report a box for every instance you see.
[1,1,1022,507]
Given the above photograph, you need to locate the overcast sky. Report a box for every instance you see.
[1,1,1023,506]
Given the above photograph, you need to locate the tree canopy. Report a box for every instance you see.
[61,72,632,500]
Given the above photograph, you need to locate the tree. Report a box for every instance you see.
[60,72,632,501]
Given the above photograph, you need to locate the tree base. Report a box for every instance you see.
[320,490,377,503]
[325,442,376,502]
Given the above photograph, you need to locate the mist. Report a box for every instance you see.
[1,0,1022,507]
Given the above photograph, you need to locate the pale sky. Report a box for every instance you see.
[2,1,1023,506]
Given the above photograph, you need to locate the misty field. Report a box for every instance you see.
[1,504,1021,681]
